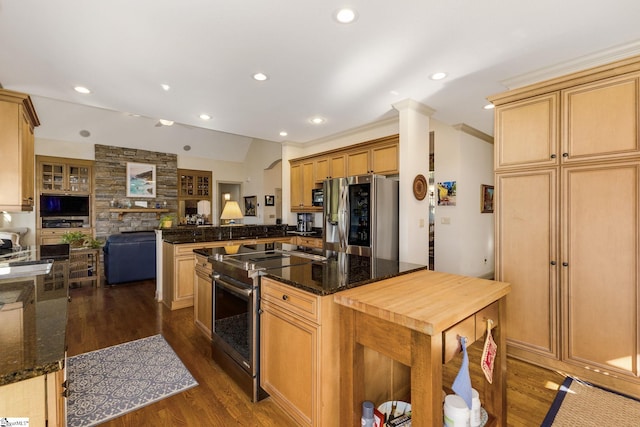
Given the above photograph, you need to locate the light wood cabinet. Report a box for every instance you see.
[39,228,95,246]
[194,253,213,338]
[561,162,640,376]
[347,137,399,176]
[0,368,66,427]
[37,156,93,194]
[290,135,399,212]
[314,153,346,182]
[290,160,319,212]
[561,73,640,163]
[260,277,340,427]
[0,89,39,212]
[293,235,323,249]
[494,93,559,170]
[179,169,211,198]
[495,169,558,358]
[495,73,640,171]
[491,55,640,399]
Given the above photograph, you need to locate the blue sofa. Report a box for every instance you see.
[103,232,156,285]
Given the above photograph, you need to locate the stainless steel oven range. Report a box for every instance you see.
[209,243,326,402]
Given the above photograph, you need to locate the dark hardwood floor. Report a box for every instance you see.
[67,280,564,426]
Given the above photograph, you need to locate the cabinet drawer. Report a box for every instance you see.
[195,254,213,275]
[297,237,322,249]
[261,278,319,323]
[442,302,499,364]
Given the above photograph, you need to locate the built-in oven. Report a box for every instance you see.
[312,188,323,207]
[209,243,327,402]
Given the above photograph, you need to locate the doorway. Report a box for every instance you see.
[218,182,242,225]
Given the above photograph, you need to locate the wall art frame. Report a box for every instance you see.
[244,195,257,216]
[126,162,156,198]
[481,184,494,213]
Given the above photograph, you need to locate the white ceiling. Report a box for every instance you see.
[1,0,640,161]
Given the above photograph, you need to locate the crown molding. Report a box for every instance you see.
[452,123,493,144]
[501,40,640,90]
[392,98,436,116]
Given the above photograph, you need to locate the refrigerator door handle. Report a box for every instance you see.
[338,183,348,251]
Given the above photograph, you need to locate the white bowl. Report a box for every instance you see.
[377,400,411,421]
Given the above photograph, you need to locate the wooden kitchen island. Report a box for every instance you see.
[334,269,511,426]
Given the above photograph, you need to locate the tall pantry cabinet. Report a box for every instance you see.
[490,56,640,398]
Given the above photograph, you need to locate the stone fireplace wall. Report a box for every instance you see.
[94,144,177,239]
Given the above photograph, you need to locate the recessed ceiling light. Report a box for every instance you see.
[310,116,325,125]
[199,113,211,120]
[159,119,174,126]
[390,90,400,96]
[74,86,91,94]
[253,72,268,81]
[483,103,495,110]
[429,72,447,80]
[279,131,288,137]
[334,8,358,24]
[79,129,91,138]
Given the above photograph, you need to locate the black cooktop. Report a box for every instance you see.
[211,243,326,271]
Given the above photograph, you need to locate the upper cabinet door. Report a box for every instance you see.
[0,90,38,211]
[495,93,559,170]
[38,157,93,194]
[562,73,640,163]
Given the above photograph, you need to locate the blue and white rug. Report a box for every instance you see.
[67,334,198,427]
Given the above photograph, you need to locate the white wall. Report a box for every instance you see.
[431,120,494,277]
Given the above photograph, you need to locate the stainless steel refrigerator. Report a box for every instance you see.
[323,174,399,260]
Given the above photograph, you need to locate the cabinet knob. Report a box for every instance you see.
[550,261,556,266]
[282,294,288,301]
[550,154,557,159]
[562,153,569,158]
[562,262,569,267]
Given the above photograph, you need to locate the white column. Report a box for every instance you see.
[392,99,435,265]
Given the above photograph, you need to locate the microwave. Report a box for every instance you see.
[312,188,323,207]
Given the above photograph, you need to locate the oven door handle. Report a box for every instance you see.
[212,274,252,298]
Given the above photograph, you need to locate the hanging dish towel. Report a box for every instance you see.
[481,319,497,384]
[452,336,473,409]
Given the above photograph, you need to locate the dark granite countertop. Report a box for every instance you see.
[162,224,292,244]
[0,248,68,386]
[196,243,427,296]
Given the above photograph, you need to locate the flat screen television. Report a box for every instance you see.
[40,194,90,217]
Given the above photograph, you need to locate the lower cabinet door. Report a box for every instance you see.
[260,301,318,426]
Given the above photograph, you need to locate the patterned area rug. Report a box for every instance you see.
[542,377,640,426]
[67,334,198,427]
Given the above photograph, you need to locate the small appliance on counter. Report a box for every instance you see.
[297,212,313,233]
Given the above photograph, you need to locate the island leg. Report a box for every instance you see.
[410,330,443,426]
[339,305,366,426]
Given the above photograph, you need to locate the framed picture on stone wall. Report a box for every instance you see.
[126,162,156,198]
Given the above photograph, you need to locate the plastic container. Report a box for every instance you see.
[444,394,470,427]
[470,389,482,427]
[361,400,374,427]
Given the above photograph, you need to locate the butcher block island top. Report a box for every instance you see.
[334,269,511,427]
[333,269,511,335]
